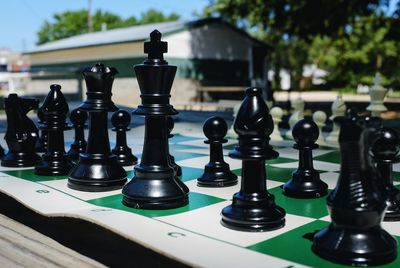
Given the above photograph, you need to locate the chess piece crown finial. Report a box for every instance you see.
[80,62,118,112]
[144,30,167,64]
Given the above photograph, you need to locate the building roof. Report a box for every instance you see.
[27,18,266,54]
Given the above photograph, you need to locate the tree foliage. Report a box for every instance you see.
[37,9,180,45]
[204,0,400,90]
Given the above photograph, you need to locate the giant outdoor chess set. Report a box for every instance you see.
[0,30,400,267]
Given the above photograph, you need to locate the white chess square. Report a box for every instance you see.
[156,201,314,247]
[319,172,340,189]
[40,179,124,201]
[277,147,335,159]
[176,155,242,170]
[270,160,340,172]
[185,177,283,200]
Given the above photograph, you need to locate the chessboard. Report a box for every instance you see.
[0,126,399,268]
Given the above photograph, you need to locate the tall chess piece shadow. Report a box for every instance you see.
[1,94,41,167]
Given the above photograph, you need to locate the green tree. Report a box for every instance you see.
[37,9,180,45]
[203,0,393,90]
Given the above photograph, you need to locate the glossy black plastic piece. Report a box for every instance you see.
[197,116,237,187]
[1,94,41,167]
[122,30,189,209]
[67,108,88,162]
[35,108,48,153]
[371,127,400,221]
[0,145,4,159]
[35,84,73,176]
[68,63,127,192]
[221,87,285,232]
[283,119,328,198]
[312,112,397,266]
[167,116,182,176]
[111,109,137,166]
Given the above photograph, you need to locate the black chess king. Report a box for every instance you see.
[122,30,189,209]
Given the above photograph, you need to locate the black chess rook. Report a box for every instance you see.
[111,109,137,166]
[197,116,237,187]
[68,63,127,191]
[221,87,285,232]
[283,118,328,198]
[1,94,41,167]
[312,111,397,266]
[35,84,73,176]
[122,30,189,209]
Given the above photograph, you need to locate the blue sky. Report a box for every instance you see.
[0,0,209,52]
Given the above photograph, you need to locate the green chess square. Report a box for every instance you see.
[1,169,68,182]
[87,191,225,218]
[248,219,400,268]
[269,187,330,219]
[314,151,341,164]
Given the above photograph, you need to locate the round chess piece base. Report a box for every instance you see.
[112,147,138,166]
[1,152,41,167]
[35,155,73,176]
[313,224,397,266]
[221,192,285,232]
[122,167,189,209]
[197,163,238,187]
[68,154,127,192]
[283,170,328,198]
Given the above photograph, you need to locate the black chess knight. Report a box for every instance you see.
[221,87,285,231]
[68,63,127,191]
[35,84,73,175]
[312,112,397,266]
[1,94,41,167]
[122,30,189,209]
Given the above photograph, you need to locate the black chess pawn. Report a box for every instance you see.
[1,94,41,167]
[197,116,237,187]
[68,63,127,191]
[221,87,285,232]
[312,114,397,266]
[283,119,328,198]
[167,116,182,176]
[35,84,73,176]
[111,109,137,166]
[122,30,189,209]
[371,127,400,221]
[67,108,88,161]
[35,108,48,153]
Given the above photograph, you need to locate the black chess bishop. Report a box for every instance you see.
[111,109,137,166]
[283,118,328,198]
[167,116,182,176]
[1,94,41,167]
[221,87,285,232]
[197,116,237,187]
[371,127,400,221]
[312,112,397,266]
[67,108,88,161]
[122,30,189,209]
[35,84,73,176]
[68,63,127,191]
